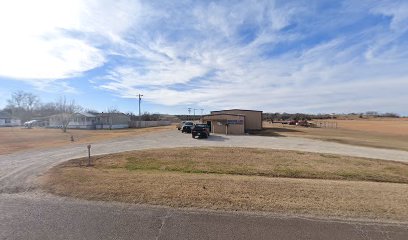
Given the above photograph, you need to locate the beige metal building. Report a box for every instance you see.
[202,109,262,135]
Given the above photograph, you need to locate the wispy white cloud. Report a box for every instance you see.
[0,0,142,86]
[369,0,408,31]
[1,0,408,114]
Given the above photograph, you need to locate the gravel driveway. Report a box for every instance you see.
[1,129,408,193]
[1,129,408,239]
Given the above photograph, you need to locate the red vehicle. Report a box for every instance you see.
[288,120,297,125]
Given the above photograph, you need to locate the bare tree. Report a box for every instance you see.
[106,106,120,130]
[6,91,40,122]
[37,102,59,117]
[24,93,40,112]
[7,91,39,111]
[84,108,99,115]
[7,91,26,109]
[141,112,160,121]
[54,97,82,132]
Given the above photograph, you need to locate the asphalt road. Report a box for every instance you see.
[1,129,408,239]
[2,193,407,240]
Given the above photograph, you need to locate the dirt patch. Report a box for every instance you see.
[40,147,408,222]
[0,125,174,155]
[261,119,408,151]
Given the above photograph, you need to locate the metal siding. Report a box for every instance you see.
[210,110,262,130]
[202,114,245,134]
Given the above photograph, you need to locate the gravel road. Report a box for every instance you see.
[1,129,408,193]
[1,129,408,239]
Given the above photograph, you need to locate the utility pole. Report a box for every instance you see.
[138,94,143,128]
[188,108,192,120]
[193,109,198,119]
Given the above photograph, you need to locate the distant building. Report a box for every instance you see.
[49,112,95,129]
[202,109,263,135]
[0,111,21,127]
[95,112,130,129]
[49,112,130,129]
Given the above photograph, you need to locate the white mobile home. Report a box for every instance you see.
[0,111,21,127]
[49,112,97,129]
[49,112,131,130]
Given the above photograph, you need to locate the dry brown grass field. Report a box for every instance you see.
[260,118,408,151]
[40,147,408,222]
[0,125,174,155]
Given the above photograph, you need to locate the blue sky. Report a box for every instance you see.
[0,0,407,115]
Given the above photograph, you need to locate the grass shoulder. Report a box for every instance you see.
[40,147,408,222]
[100,147,408,183]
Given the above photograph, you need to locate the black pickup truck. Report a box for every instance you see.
[191,124,210,138]
[181,121,194,133]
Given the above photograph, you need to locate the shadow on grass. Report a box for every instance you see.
[203,135,227,142]
[248,127,305,137]
[263,127,304,133]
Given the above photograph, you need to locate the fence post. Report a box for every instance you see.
[87,144,91,166]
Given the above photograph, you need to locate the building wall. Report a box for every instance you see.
[68,116,96,129]
[129,120,171,128]
[95,124,129,129]
[97,114,130,125]
[48,115,62,128]
[211,110,262,130]
[0,118,21,127]
[48,114,89,129]
[211,121,245,135]
[68,122,95,129]
[49,113,130,129]
[203,114,245,135]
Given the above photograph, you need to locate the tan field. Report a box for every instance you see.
[2,118,407,155]
[0,125,174,155]
[261,118,408,151]
[317,118,408,135]
[40,147,408,222]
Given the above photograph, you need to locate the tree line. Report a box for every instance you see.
[2,91,81,123]
[174,115,202,121]
[1,91,163,132]
[2,91,401,129]
[263,112,400,121]
[1,91,83,132]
